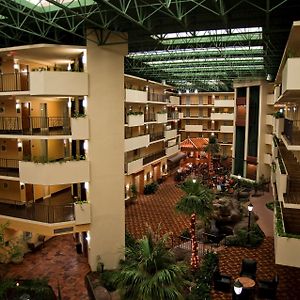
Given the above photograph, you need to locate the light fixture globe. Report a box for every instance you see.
[248,203,254,212]
[234,279,243,295]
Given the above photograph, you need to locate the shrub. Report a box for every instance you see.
[143,182,158,194]
[226,223,264,247]
[100,270,117,292]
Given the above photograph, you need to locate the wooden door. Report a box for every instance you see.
[22,140,31,160]
[25,184,34,202]
[21,103,30,133]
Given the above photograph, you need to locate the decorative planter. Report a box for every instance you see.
[74,202,91,225]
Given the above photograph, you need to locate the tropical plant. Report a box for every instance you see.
[204,135,220,173]
[176,179,214,269]
[114,230,189,300]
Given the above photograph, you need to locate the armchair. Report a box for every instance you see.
[213,268,232,292]
[240,258,257,280]
[257,275,279,299]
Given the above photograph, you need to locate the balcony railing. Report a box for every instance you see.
[0,116,71,135]
[150,131,165,142]
[148,93,169,103]
[0,158,19,177]
[144,113,156,122]
[143,149,166,165]
[0,202,74,223]
[284,119,300,145]
[0,72,29,92]
[167,112,179,120]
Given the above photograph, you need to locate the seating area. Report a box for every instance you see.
[214,258,279,300]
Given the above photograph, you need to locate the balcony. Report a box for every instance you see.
[165,129,177,140]
[71,117,89,140]
[125,134,150,152]
[127,113,144,127]
[156,113,168,123]
[144,113,156,123]
[274,117,284,139]
[265,134,273,145]
[185,124,203,132]
[19,159,90,185]
[30,71,88,96]
[0,158,19,177]
[125,157,143,174]
[220,125,234,133]
[279,58,300,102]
[167,112,179,120]
[166,144,180,157]
[264,153,272,165]
[74,202,91,225]
[211,112,234,120]
[0,72,29,93]
[282,119,300,148]
[149,132,164,142]
[143,150,166,165]
[125,89,147,103]
[0,116,71,136]
[178,112,184,119]
[214,99,234,107]
[169,95,180,105]
[266,115,274,127]
[148,93,169,103]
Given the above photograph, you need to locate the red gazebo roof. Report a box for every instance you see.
[180,137,208,151]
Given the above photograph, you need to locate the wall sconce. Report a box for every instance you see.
[16,102,21,113]
[17,140,22,151]
[86,232,90,242]
[68,98,72,108]
[83,96,87,108]
[67,62,71,71]
[13,59,20,71]
[68,138,72,143]
[126,183,130,190]
[84,182,89,191]
[149,172,152,179]
[24,102,29,108]
[83,140,88,151]
[144,174,147,181]
[20,182,25,190]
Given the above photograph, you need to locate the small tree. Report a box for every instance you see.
[114,230,189,300]
[176,179,214,269]
[204,135,220,174]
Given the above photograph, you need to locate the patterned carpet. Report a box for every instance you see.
[126,177,300,300]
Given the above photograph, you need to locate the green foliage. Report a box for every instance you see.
[127,111,144,116]
[125,231,137,248]
[114,231,189,300]
[130,184,137,197]
[188,252,218,300]
[204,135,220,156]
[71,112,86,118]
[225,224,264,247]
[180,228,191,239]
[266,202,274,211]
[0,278,55,300]
[100,270,118,292]
[273,111,284,118]
[144,182,159,195]
[176,179,214,223]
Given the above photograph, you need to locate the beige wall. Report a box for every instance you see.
[0,139,19,159]
[0,179,21,201]
[87,30,127,270]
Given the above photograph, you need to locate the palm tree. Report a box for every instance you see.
[204,135,220,174]
[114,231,188,300]
[176,179,214,269]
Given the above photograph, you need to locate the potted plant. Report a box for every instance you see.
[130,184,138,204]
[9,242,24,264]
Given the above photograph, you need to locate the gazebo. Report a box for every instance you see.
[180,137,209,164]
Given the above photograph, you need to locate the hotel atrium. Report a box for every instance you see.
[0,1,300,299]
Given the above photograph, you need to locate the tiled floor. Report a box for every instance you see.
[5,235,90,300]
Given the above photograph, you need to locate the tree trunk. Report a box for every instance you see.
[190,213,199,269]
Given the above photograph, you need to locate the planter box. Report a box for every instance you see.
[125,89,147,103]
[156,113,167,123]
[128,114,144,127]
[71,117,89,140]
[74,202,91,225]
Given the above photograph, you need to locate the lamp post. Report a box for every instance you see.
[237,174,241,188]
[247,203,253,244]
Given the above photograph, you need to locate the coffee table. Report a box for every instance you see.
[235,276,256,288]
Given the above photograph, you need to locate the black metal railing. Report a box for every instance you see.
[144,113,156,122]
[0,72,29,92]
[150,131,165,142]
[167,112,179,120]
[0,158,19,169]
[0,116,71,135]
[148,92,169,103]
[143,150,166,165]
[0,202,74,223]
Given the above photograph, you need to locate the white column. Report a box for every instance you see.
[86,30,127,270]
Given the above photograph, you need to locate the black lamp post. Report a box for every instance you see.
[247,203,253,244]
